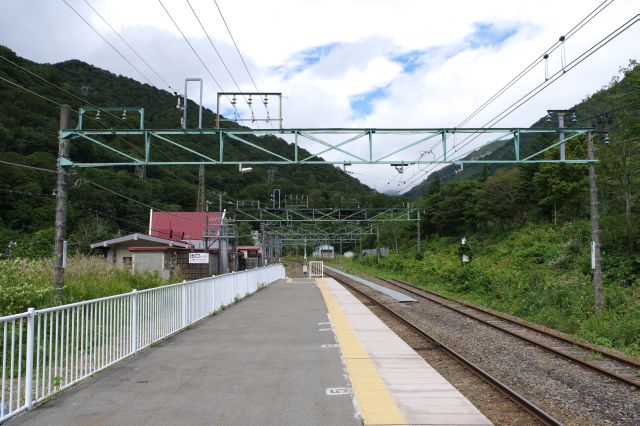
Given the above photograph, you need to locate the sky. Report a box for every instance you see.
[1,0,638,194]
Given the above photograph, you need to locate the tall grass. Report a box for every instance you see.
[0,256,175,316]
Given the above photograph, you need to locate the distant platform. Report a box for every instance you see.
[324,265,417,303]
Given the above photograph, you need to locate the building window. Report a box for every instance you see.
[122,256,133,270]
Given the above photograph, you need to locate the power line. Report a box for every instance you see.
[0,159,59,174]
[0,53,134,126]
[82,0,175,91]
[212,0,260,94]
[60,0,155,86]
[82,177,230,224]
[398,13,640,193]
[396,1,622,192]
[0,74,70,109]
[186,0,261,128]
[456,0,616,129]
[212,0,272,126]
[157,0,224,93]
[157,0,251,126]
[1,49,235,207]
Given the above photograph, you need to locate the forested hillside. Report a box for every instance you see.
[396,61,640,259]
[0,45,396,253]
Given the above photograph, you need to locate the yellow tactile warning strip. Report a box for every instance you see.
[317,278,407,426]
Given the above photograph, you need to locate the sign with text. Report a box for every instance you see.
[188,252,210,264]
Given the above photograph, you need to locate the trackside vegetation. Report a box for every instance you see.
[343,220,639,358]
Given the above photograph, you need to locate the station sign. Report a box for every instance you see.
[188,252,210,264]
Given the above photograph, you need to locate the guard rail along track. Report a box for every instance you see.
[0,264,286,423]
[321,267,562,426]
[376,275,640,389]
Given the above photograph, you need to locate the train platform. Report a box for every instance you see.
[11,275,490,426]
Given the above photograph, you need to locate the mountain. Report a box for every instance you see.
[0,45,399,251]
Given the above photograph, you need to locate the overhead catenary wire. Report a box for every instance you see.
[82,0,176,91]
[1,52,237,203]
[212,0,273,127]
[0,53,137,127]
[157,1,223,94]
[397,13,640,194]
[1,45,240,212]
[186,0,262,129]
[157,0,251,126]
[456,0,616,129]
[396,0,622,192]
[60,0,156,86]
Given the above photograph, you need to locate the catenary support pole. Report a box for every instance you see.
[559,112,566,161]
[54,105,71,302]
[417,209,421,253]
[587,120,603,312]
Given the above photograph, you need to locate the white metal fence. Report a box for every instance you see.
[309,261,324,277]
[0,264,285,422]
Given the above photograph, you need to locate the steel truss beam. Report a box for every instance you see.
[261,224,373,247]
[235,206,419,223]
[60,121,596,167]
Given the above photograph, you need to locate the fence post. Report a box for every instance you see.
[211,277,218,312]
[25,307,35,409]
[181,281,187,328]
[131,289,137,355]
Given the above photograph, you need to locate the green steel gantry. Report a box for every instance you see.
[234,205,419,223]
[61,107,596,168]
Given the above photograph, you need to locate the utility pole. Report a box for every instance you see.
[197,164,206,211]
[54,105,71,302]
[587,120,603,312]
[376,225,380,262]
[547,109,576,161]
[417,208,421,253]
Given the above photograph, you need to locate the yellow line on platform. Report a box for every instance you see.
[317,279,406,426]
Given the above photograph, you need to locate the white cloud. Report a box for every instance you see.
[1,0,638,193]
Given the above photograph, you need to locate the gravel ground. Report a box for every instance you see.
[343,273,640,425]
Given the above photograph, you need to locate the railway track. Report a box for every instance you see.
[322,267,562,426]
[375,275,640,389]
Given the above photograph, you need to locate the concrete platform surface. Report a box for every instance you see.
[320,277,492,425]
[11,280,360,426]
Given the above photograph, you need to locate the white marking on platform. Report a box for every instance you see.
[326,387,352,395]
[319,328,332,331]
[321,343,339,348]
[318,321,331,325]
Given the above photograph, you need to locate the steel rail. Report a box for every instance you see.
[322,268,562,426]
[378,276,640,389]
[385,277,640,370]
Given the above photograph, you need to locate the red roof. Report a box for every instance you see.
[128,246,260,253]
[150,211,222,241]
